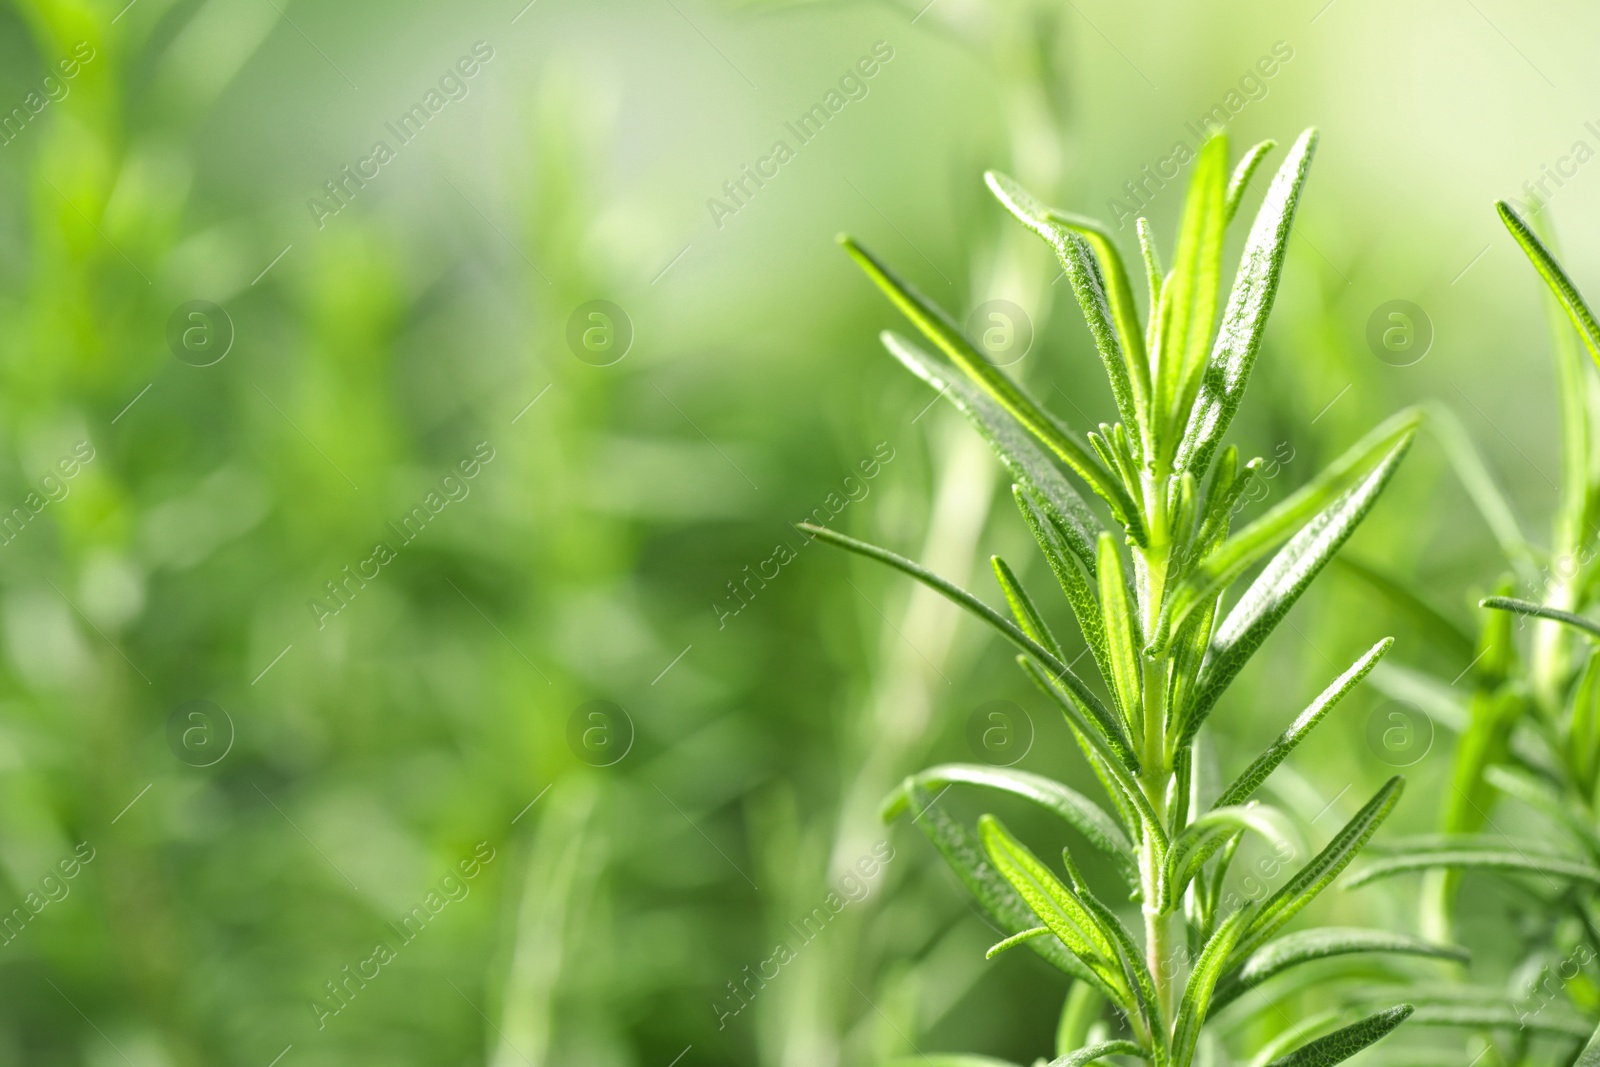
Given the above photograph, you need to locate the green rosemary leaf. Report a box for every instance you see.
[1576,1019,1600,1067]
[1016,487,1114,701]
[979,815,1132,1008]
[984,171,1148,439]
[1170,408,1422,644]
[1167,804,1297,902]
[1224,139,1277,223]
[1233,777,1404,961]
[841,237,1144,536]
[1018,655,1145,790]
[898,781,1086,982]
[1209,929,1467,1014]
[986,926,1052,959]
[879,763,1135,878]
[1176,127,1318,480]
[1481,595,1600,640]
[1344,846,1600,888]
[1212,639,1392,809]
[1160,134,1229,457]
[887,332,1102,574]
[1172,907,1253,1067]
[1046,1041,1148,1067]
[993,556,1064,660]
[1098,532,1144,732]
[1176,423,1416,745]
[1499,199,1600,372]
[1261,1005,1412,1067]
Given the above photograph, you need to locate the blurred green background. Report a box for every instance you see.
[0,0,1594,1063]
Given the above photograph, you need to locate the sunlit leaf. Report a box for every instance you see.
[842,238,1144,536]
[1233,777,1404,960]
[1176,128,1318,479]
[1261,1005,1412,1067]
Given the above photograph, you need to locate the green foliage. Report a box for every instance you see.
[1344,200,1600,1064]
[821,130,1433,1066]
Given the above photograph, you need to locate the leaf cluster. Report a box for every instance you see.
[820,130,1437,1067]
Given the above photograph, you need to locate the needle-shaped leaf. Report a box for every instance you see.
[1233,777,1404,961]
[985,171,1148,437]
[1167,804,1298,901]
[1015,487,1113,691]
[1344,846,1600,888]
[1055,849,1166,1050]
[993,556,1064,660]
[888,332,1102,574]
[979,815,1132,1008]
[803,522,1140,775]
[1138,218,1163,332]
[1176,128,1318,480]
[898,781,1087,981]
[1499,199,1600,372]
[1177,423,1416,745]
[1020,656,1152,818]
[1224,140,1277,223]
[1481,595,1600,641]
[1186,452,1262,566]
[1261,1005,1412,1067]
[1173,906,1253,1067]
[986,926,1052,958]
[1168,408,1422,646]
[1209,929,1467,1014]
[1098,532,1144,731]
[1213,639,1392,808]
[1046,1041,1148,1067]
[799,523,1062,675]
[880,764,1135,879]
[1161,135,1229,454]
[800,524,1139,780]
[842,238,1144,537]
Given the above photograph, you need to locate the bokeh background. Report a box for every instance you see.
[0,0,1595,1063]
